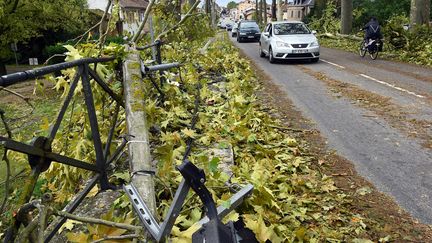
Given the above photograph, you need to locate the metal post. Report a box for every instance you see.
[81,64,111,190]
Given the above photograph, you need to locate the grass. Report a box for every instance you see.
[0,83,61,227]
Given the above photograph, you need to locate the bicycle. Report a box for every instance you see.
[359,38,382,60]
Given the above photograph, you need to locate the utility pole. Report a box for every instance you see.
[341,0,353,34]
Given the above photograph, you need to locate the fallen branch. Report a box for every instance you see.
[98,0,113,53]
[267,124,312,133]
[0,150,11,215]
[54,210,141,232]
[156,0,201,41]
[90,234,140,243]
[131,0,155,44]
[0,87,34,110]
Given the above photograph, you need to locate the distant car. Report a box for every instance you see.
[259,21,320,63]
[226,23,233,31]
[236,20,260,42]
[231,23,238,37]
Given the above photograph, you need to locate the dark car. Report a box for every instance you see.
[236,20,260,42]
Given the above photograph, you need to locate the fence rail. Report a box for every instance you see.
[1,57,123,242]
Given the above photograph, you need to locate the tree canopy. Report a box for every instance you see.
[227,1,238,9]
[0,0,90,70]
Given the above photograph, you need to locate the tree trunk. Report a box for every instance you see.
[341,0,353,34]
[262,0,267,24]
[277,0,283,21]
[205,0,211,14]
[211,0,216,28]
[175,0,182,21]
[271,0,276,21]
[256,0,261,24]
[410,0,430,27]
[0,61,6,76]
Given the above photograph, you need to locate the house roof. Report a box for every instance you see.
[119,0,149,9]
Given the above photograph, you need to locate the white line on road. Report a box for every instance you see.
[321,59,346,69]
[359,74,425,98]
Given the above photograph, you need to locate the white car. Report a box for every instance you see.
[231,23,238,37]
[259,21,320,63]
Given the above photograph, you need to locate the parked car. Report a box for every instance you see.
[231,23,238,37]
[259,21,320,63]
[226,23,233,31]
[236,20,260,42]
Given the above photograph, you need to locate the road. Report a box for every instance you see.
[230,37,432,223]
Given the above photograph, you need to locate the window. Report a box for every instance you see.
[297,11,300,18]
[291,11,293,18]
[273,23,311,35]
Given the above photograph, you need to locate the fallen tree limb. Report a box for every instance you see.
[156,0,201,41]
[317,32,363,41]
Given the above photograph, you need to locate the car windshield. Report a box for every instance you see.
[274,23,310,35]
[241,22,259,29]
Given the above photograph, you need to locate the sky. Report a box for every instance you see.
[216,0,293,8]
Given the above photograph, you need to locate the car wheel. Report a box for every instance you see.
[259,44,266,58]
[310,58,319,63]
[269,47,275,63]
[237,37,242,43]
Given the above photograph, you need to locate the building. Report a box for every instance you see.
[87,0,149,35]
[237,0,255,13]
[283,0,314,21]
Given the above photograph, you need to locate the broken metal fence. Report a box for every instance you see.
[0,57,127,242]
[0,42,253,242]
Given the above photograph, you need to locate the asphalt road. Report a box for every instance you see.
[230,36,432,223]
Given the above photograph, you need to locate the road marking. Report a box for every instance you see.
[359,74,425,98]
[321,59,345,69]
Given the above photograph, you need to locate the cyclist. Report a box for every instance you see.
[362,17,383,48]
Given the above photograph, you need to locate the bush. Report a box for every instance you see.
[43,44,67,64]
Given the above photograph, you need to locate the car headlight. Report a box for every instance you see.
[310,41,319,47]
[276,41,290,48]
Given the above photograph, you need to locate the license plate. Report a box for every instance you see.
[293,50,308,53]
[248,36,255,38]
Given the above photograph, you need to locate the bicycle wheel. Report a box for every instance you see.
[370,50,379,60]
[359,41,366,57]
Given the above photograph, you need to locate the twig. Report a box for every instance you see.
[0,87,34,110]
[267,124,312,133]
[90,234,140,243]
[98,0,113,52]
[131,0,155,44]
[38,205,49,243]
[43,54,66,65]
[54,209,141,231]
[0,169,25,186]
[0,150,11,214]
[156,0,201,41]
[0,109,12,138]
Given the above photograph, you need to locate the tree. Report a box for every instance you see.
[262,0,267,24]
[271,0,276,21]
[0,0,90,75]
[410,0,431,26]
[341,0,353,34]
[227,1,238,9]
[277,0,283,21]
[256,0,261,24]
